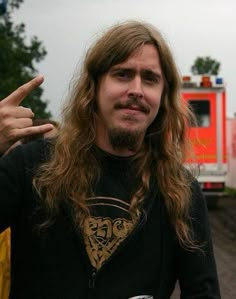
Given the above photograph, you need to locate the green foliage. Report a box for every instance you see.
[0,0,51,118]
[191,56,221,76]
[7,0,24,11]
[225,187,236,197]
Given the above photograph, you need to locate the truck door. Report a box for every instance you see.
[183,93,217,164]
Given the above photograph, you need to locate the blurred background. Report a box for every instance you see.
[0,0,236,298]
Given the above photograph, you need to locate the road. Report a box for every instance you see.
[171,196,236,299]
[209,196,236,298]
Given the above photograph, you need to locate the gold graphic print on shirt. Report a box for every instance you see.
[82,197,137,270]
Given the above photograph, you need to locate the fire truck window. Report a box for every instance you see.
[189,100,210,127]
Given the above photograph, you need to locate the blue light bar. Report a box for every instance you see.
[215,77,223,85]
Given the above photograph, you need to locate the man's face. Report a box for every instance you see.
[95,44,164,155]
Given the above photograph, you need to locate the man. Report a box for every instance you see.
[0,21,220,298]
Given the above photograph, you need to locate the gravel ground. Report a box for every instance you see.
[209,196,236,298]
[171,196,236,299]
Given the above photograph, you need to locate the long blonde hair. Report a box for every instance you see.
[34,20,196,248]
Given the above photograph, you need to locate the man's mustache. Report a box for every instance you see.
[114,97,150,114]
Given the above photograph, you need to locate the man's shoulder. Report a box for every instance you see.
[189,178,209,221]
[22,138,53,163]
[4,138,52,167]
[21,138,51,153]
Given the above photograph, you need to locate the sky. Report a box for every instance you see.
[12,0,236,119]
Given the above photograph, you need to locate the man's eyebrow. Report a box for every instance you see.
[110,66,162,76]
[143,69,162,76]
[110,66,133,72]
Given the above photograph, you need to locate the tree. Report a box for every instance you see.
[0,0,8,15]
[191,56,220,76]
[0,0,51,118]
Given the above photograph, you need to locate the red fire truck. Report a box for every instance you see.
[182,75,227,207]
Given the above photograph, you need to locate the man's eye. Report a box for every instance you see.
[117,70,129,78]
[112,70,132,80]
[144,75,159,84]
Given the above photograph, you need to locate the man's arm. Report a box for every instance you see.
[0,76,54,155]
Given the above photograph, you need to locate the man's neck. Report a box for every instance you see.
[95,140,136,157]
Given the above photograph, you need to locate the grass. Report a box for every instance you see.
[225,187,236,197]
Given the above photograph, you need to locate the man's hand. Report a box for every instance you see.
[0,76,54,154]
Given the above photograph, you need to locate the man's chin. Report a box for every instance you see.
[108,127,142,151]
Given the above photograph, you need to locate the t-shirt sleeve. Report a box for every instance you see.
[0,139,47,233]
[0,145,25,232]
[176,179,221,298]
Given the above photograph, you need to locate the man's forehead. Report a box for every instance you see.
[110,44,161,69]
[110,60,162,73]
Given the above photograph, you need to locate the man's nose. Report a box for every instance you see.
[128,76,144,99]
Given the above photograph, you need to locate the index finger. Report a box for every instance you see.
[11,124,55,142]
[1,75,44,107]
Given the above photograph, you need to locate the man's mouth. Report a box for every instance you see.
[115,101,149,114]
[125,105,143,112]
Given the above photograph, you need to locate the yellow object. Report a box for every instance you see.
[0,228,10,299]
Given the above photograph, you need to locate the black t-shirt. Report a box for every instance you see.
[82,147,141,269]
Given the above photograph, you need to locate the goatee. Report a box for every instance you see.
[108,128,142,152]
